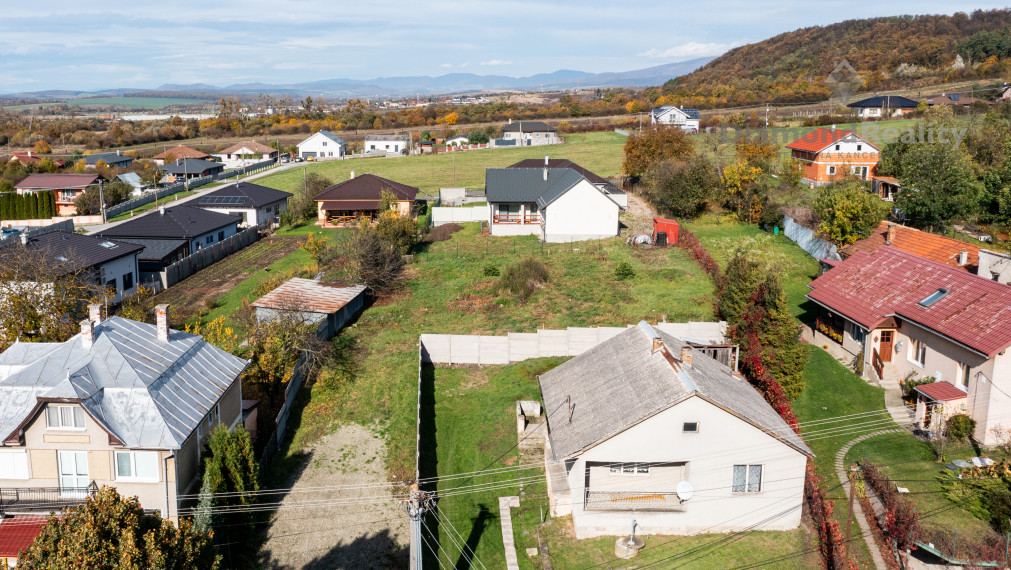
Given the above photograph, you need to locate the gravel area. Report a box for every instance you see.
[259,424,410,569]
[622,190,658,235]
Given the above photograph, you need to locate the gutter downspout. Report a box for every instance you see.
[163,452,175,520]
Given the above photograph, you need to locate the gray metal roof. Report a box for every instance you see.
[0,316,247,450]
[364,134,409,142]
[163,159,224,175]
[310,130,347,145]
[98,205,240,241]
[85,152,133,165]
[0,231,144,275]
[113,238,188,261]
[197,182,292,209]
[501,121,555,133]
[539,322,812,460]
[485,168,583,204]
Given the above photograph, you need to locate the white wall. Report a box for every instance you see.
[298,133,345,159]
[564,396,808,538]
[543,180,620,242]
[432,205,489,226]
[98,253,140,303]
[366,139,406,154]
[978,250,1011,285]
[823,138,878,155]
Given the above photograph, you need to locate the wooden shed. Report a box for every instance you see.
[252,279,368,339]
[652,217,680,246]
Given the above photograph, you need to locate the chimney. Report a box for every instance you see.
[681,346,693,366]
[116,149,121,155]
[885,223,897,245]
[159,205,165,216]
[508,118,512,124]
[544,155,549,166]
[830,124,836,133]
[155,304,170,342]
[543,167,548,181]
[19,233,28,246]
[80,319,94,350]
[88,303,102,325]
[27,151,33,158]
[959,250,968,266]
[350,170,355,179]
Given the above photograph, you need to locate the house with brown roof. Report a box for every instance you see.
[313,172,420,227]
[15,173,100,216]
[786,127,879,186]
[840,222,980,273]
[152,145,210,166]
[807,247,1011,443]
[214,141,277,168]
[8,151,64,168]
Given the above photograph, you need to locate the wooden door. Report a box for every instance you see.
[879,331,893,362]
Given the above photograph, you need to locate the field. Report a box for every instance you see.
[2,96,213,110]
[254,132,626,195]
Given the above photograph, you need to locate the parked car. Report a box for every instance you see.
[294,156,305,163]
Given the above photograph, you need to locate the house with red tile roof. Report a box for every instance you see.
[0,514,49,566]
[8,151,64,168]
[807,247,1011,443]
[786,127,879,186]
[840,222,981,273]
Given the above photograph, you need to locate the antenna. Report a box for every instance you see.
[676,480,695,503]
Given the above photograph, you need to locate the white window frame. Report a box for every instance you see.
[827,165,836,175]
[46,405,86,431]
[732,464,763,493]
[114,451,159,483]
[609,462,651,476]
[0,450,30,480]
[958,362,970,389]
[908,338,926,368]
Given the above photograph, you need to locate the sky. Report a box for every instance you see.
[0,1,1005,93]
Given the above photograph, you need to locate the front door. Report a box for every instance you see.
[879,331,893,362]
[58,451,89,498]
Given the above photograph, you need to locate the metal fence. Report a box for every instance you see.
[157,221,269,289]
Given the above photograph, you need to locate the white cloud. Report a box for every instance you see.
[637,41,745,60]
[480,59,512,66]
[440,63,453,68]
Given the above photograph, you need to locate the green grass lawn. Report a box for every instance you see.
[254,132,625,195]
[108,191,196,221]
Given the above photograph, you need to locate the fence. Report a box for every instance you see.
[157,222,268,289]
[419,322,726,365]
[431,205,489,226]
[782,216,840,261]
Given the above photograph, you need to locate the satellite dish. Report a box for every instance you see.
[676,480,694,503]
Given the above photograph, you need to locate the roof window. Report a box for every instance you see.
[918,288,949,308]
[99,241,118,249]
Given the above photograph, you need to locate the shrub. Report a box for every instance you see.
[483,264,500,277]
[614,261,636,280]
[496,257,549,302]
[947,414,977,441]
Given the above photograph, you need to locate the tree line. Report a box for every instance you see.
[0,189,56,220]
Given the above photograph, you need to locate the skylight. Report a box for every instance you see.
[99,241,118,249]
[918,288,949,308]
[56,256,68,262]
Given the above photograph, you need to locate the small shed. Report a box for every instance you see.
[252,279,368,339]
[652,217,680,246]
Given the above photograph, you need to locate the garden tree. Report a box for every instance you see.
[0,243,101,351]
[894,142,983,230]
[378,188,399,212]
[813,178,890,245]
[643,154,720,218]
[716,251,763,325]
[330,219,404,292]
[734,135,778,172]
[420,130,432,141]
[467,129,490,144]
[193,425,259,561]
[239,293,331,388]
[32,139,51,154]
[622,127,694,178]
[116,284,156,323]
[281,172,332,225]
[443,112,459,125]
[18,486,218,570]
[74,180,133,216]
[374,208,416,255]
[720,161,764,220]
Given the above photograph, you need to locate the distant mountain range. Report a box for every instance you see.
[2,59,713,100]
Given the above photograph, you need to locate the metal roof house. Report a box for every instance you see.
[84,151,134,169]
[0,305,247,521]
[313,173,420,227]
[499,120,561,146]
[363,134,409,156]
[163,158,225,181]
[485,162,622,242]
[15,173,100,216]
[785,127,879,186]
[297,130,347,160]
[195,182,291,227]
[539,322,811,538]
[98,204,241,256]
[846,95,920,118]
[507,157,627,209]
[649,106,701,132]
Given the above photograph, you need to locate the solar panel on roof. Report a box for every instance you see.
[951,94,960,101]
[201,196,244,205]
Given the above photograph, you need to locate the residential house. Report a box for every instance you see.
[806,247,1011,443]
[978,250,1011,285]
[98,204,240,255]
[649,106,701,132]
[445,135,469,147]
[847,95,920,118]
[785,127,879,186]
[152,145,210,166]
[507,157,627,208]
[840,222,980,273]
[0,231,143,303]
[500,121,560,146]
[485,166,622,242]
[84,152,133,169]
[8,152,64,168]
[107,238,189,287]
[194,182,291,227]
[0,305,247,521]
[313,172,420,227]
[363,134,409,156]
[252,279,367,340]
[540,322,812,538]
[0,514,48,567]
[296,130,347,160]
[14,173,100,216]
[162,158,225,182]
[214,142,277,168]
[926,93,990,109]
[116,172,145,196]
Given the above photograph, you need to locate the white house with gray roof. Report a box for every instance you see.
[0,305,246,521]
[485,166,622,242]
[539,322,812,538]
[297,130,347,160]
[649,106,701,132]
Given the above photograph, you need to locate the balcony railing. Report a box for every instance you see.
[0,482,97,515]
[493,214,542,225]
[584,489,685,511]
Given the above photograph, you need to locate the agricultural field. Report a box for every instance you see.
[2,96,213,110]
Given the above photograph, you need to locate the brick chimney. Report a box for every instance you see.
[885,223,897,245]
[88,303,102,325]
[681,346,693,366]
[155,304,170,342]
[80,319,94,350]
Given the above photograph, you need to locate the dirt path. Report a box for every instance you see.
[259,424,409,569]
[622,190,658,236]
[153,236,302,324]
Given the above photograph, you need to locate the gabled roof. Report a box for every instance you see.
[197,182,291,209]
[112,238,188,262]
[539,323,811,460]
[313,173,419,202]
[650,106,700,120]
[508,158,625,196]
[0,231,144,274]
[252,279,366,314]
[0,316,247,449]
[840,222,980,271]
[501,121,555,133]
[301,130,347,146]
[153,145,209,160]
[364,134,409,143]
[807,247,1011,357]
[446,134,469,141]
[117,172,143,189]
[219,141,276,155]
[15,173,98,190]
[98,205,240,241]
[84,152,132,165]
[0,515,48,557]
[9,152,64,167]
[163,158,224,175]
[915,381,967,402]
[785,128,878,153]
[847,95,919,109]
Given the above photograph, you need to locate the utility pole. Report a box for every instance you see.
[843,464,858,564]
[401,483,433,570]
[765,104,769,128]
[98,180,106,224]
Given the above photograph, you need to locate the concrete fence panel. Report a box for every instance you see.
[782,216,840,262]
[537,329,569,357]
[478,336,510,365]
[506,333,538,361]
[448,335,481,364]
[431,206,489,226]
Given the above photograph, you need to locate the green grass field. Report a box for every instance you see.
[255,132,626,195]
[3,96,213,110]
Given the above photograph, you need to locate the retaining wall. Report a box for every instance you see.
[782,216,840,261]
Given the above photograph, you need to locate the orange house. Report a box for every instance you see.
[786,128,879,187]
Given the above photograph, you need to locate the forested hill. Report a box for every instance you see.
[660,9,1011,108]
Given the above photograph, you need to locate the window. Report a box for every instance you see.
[46,405,85,429]
[918,288,949,307]
[322,141,327,146]
[0,451,29,479]
[909,338,926,367]
[122,272,133,291]
[218,231,224,241]
[733,465,763,492]
[834,145,840,151]
[959,362,970,388]
[209,404,220,427]
[205,236,213,245]
[850,323,866,344]
[856,144,863,151]
[609,463,650,475]
[683,422,699,433]
[115,451,158,482]
[827,166,836,175]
